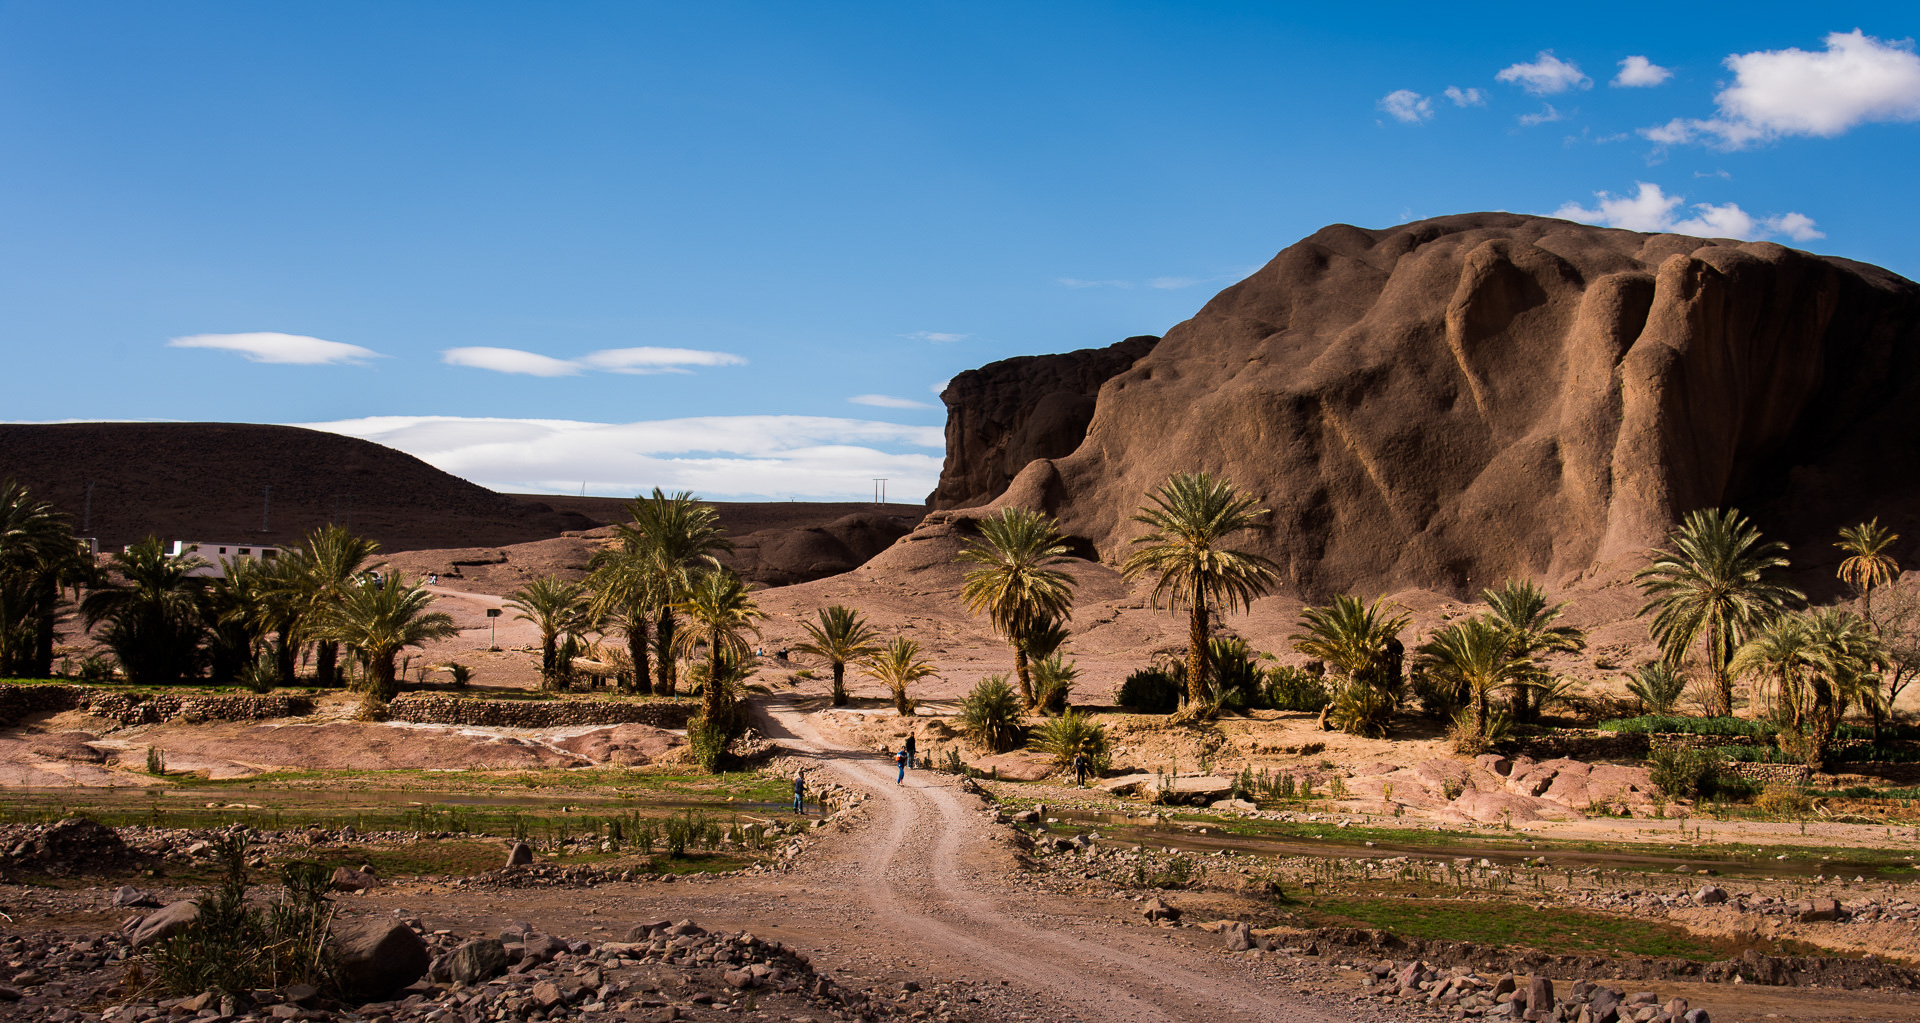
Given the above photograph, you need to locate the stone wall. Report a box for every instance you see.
[0,684,312,727]
[385,695,698,730]
[1718,761,1813,785]
[1508,730,1650,762]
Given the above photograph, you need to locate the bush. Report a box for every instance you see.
[1647,745,1722,800]
[1031,655,1079,715]
[1447,706,1512,755]
[1026,709,1110,771]
[958,674,1025,752]
[1409,670,1462,720]
[1115,668,1180,714]
[1261,665,1331,713]
[1754,785,1814,817]
[78,653,116,681]
[146,746,165,776]
[1326,680,1397,738]
[445,663,473,689]
[688,716,731,773]
[143,837,336,996]
[1624,662,1687,715]
[239,651,280,694]
[1601,715,1775,738]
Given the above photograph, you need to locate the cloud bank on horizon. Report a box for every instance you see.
[299,414,944,502]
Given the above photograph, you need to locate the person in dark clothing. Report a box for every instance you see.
[903,732,917,770]
[792,767,807,813]
[1072,751,1091,787]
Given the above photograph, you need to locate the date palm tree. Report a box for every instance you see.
[672,567,763,726]
[592,489,732,697]
[199,556,272,685]
[507,576,593,690]
[81,536,207,685]
[1836,519,1900,622]
[794,605,881,706]
[1635,508,1802,717]
[1291,594,1411,734]
[1414,615,1532,745]
[316,575,457,702]
[1733,608,1884,768]
[1120,472,1280,713]
[956,507,1077,709]
[0,480,90,677]
[301,525,383,686]
[862,636,937,717]
[1481,579,1585,722]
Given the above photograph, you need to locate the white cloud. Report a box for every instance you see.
[1379,89,1434,123]
[1552,182,1825,241]
[167,332,381,366]
[903,331,969,343]
[1058,278,1134,289]
[441,347,583,377]
[848,394,937,410]
[1444,86,1486,106]
[1613,56,1673,87]
[1518,104,1564,126]
[928,378,950,396]
[1643,31,1920,148]
[578,347,746,374]
[296,414,944,502]
[1496,51,1593,95]
[1147,276,1202,289]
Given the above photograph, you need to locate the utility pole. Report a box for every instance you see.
[261,486,271,532]
[82,480,93,534]
[872,478,887,505]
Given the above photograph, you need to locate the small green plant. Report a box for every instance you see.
[1647,745,1723,800]
[958,674,1024,752]
[145,746,164,776]
[445,663,473,689]
[1326,679,1398,738]
[1115,668,1181,714]
[1623,662,1688,715]
[1027,710,1110,771]
[79,653,116,681]
[1031,655,1079,715]
[239,650,280,694]
[942,747,967,774]
[1261,664,1331,712]
[688,715,732,773]
[1754,785,1814,818]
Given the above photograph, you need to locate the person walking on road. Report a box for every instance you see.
[904,731,917,771]
[894,748,906,784]
[1072,751,1091,787]
[792,767,807,813]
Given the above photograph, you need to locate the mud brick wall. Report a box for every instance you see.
[1509,730,1650,761]
[0,684,312,726]
[385,695,698,729]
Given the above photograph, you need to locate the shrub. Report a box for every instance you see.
[1261,665,1331,712]
[1115,668,1180,714]
[1754,785,1814,817]
[445,663,473,689]
[1027,709,1110,771]
[1447,706,1512,755]
[144,837,336,996]
[1601,715,1775,738]
[1326,680,1397,738]
[1647,745,1722,800]
[958,674,1024,752]
[1031,655,1079,715]
[239,651,280,694]
[688,715,732,773]
[1624,662,1688,715]
[146,746,165,776]
[1409,669,1462,719]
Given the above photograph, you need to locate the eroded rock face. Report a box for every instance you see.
[721,512,921,586]
[958,214,1920,596]
[929,335,1159,510]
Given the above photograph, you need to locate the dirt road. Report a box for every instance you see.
[754,698,1350,1023]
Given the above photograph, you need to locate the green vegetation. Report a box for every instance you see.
[1601,715,1776,736]
[1292,595,1410,737]
[861,636,936,717]
[955,507,1078,710]
[0,480,92,678]
[958,674,1023,752]
[1121,472,1280,717]
[1027,709,1109,770]
[505,576,592,691]
[144,837,336,996]
[793,605,880,707]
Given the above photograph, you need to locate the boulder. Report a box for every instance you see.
[530,981,565,1010]
[329,866,379,892]
[1694,885,1728,905]
[1096,774,1156,796]
[333,918,429,1002]
[111,885,159,908]
[505,842,534,868]
[1795,898,1845,922]
[1142,898,1181,923]
[129,900,200,948]
[1222,921,1254,951]
[432,938,508,985]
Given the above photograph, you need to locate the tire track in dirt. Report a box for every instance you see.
[758,698,1343,1023]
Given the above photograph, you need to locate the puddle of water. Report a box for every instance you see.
[1047,809,1909,880]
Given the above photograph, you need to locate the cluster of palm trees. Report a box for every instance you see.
[790,607,935,716]
[0,481,92,678]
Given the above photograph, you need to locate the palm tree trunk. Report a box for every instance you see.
[276,628,297,686]
[316,641,339,687]
[1013,647,1034,708]
[540,632,558,684]
[831,661,848,706]
[704,651,725,723]
[1186,598,1209,707]
[626,612,649,693]
[371,652,398,702]
[894,682,910,716]
[31,577,57,676]
[1710,618,1733,717]
[1474,681,1489,740]
[656,611,677,696]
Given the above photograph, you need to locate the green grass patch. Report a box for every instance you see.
[1599,715,1775,737]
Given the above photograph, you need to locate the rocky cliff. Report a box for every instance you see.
[928,335,1158,509]
[937,213,1920,598]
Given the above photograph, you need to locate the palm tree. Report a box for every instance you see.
[1120,472,1281,711]
[81,536,208,685]
[862,636,937,716]
[955,507,1078,709]
[1413,616,1532,743]
[1733,608,1884,768]
[672,567,764,726]
[1624,661,1688,715]
[506,576,592,690]
[1481,579,1586,722]
[794,605,881,706]
[592,490,732,696]
[1635,508,1803,717]
[199,557,273,684]
[253,549,316,687]
[0,480,89,677]
[315,575,457,702]
[586,529,663,694]
[1290,594,1411,731]
[1836,519,1900,622]
[301,525,383,686]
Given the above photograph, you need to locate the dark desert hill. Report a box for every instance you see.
[930,213,1920,600]
[0,424,922,576]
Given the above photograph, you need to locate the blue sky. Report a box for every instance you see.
[4,2,1918,499]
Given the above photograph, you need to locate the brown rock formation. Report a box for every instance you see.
[944,213,1920,598]
[929,335,1158,509]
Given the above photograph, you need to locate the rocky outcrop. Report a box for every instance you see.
[721,511,921,585]
[947,214,1920,598]
[929,335,1158,509]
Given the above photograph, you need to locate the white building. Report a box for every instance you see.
[164,540,284,578]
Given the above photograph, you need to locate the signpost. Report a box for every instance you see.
[486,607,501,650]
